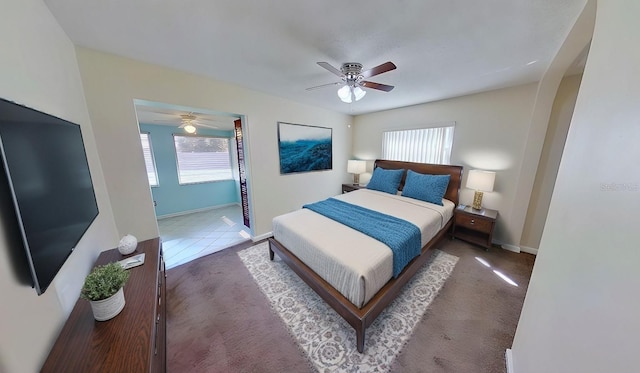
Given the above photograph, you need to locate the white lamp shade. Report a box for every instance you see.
[337,85,352,103]
[184,124,197,133]
[353,86,366,101]
[347,160,366,174]
[466,170,496,192]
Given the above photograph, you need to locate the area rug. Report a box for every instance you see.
[238,242,458,372]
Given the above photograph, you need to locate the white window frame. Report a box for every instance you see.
[173,134,233,185]
[382,123,455,165]
[140,132,159,187]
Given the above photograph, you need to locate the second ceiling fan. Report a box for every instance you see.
[176,114,219,133]
[153,113,222,133]
[307,61,397,103]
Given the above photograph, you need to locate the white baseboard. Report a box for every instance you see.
[156,203,239,220]
[505,349,515,373]
[493,240,538,255]
[252,231,273,242]
[500,243,521,253]
[520,245,538,255]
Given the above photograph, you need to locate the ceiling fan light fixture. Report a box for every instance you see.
[337,85,352,103]
[184,123,197,133]
[311,61,396,103]
[353,86,366,101]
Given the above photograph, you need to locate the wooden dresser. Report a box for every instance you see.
[42,238,166,372]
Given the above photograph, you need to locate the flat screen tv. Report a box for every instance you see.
[0,98,99,295]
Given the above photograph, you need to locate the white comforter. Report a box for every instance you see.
[272,189,454,308]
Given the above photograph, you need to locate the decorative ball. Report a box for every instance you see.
[118,234,138,255]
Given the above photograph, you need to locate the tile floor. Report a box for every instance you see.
[158,205,250,269]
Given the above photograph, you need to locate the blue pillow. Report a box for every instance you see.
[401,170,450,206]
[366,167,405,194]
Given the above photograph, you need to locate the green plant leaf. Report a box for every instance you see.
[80,262,130,301]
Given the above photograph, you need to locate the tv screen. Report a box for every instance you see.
[0,98,99,295]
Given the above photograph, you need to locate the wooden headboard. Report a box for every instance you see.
[374,159,464,206]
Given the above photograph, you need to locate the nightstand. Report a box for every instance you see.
[452,205,498,250]
[342,183,365,193]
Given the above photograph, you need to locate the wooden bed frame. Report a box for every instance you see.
[268,159,463,353]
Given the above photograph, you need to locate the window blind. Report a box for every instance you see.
[382,125,455,164]
[173,135,232,184]
[139,133,159,186]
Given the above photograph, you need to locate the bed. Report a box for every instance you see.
[268,159,463,352]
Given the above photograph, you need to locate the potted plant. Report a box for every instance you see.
[81,262,130,321]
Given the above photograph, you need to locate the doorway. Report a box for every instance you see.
[134,99,253,269]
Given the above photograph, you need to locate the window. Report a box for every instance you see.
[174,135,232,184]
[382,124,455,164]
[140,132,159,186]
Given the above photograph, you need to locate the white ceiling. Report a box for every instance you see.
[44,0,587,119]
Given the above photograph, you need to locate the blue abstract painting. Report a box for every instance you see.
[278,122,332,174]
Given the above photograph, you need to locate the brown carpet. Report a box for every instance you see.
[166,237,534,372]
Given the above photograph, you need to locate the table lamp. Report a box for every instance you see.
[466,169,496,210]
[347,160,366,185]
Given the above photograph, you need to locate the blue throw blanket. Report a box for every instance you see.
[303,198,421,278]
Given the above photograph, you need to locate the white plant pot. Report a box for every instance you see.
[89,287,126,321]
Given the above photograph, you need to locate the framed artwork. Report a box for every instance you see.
[277,122,332,174]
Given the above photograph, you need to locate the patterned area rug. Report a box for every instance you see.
[238,242,458,372]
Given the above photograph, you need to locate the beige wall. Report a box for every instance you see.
[0,1,118,372]
[521,73,583,250]
[75,48,353,240]
[512,1,640,371]
[506,0,592,255]
[352,84,538,246]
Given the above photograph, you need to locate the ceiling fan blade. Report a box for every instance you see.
[153,119,180,123]
[196,123,220,129]
[193,118,220,123]
[305,81,343,91]
[317,62,344,77]
[361,81,395,92]
[360,61,397,79]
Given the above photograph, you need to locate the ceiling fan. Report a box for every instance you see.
[154,113,221,133]
[306,61,397,103]
[176,114,219,133]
